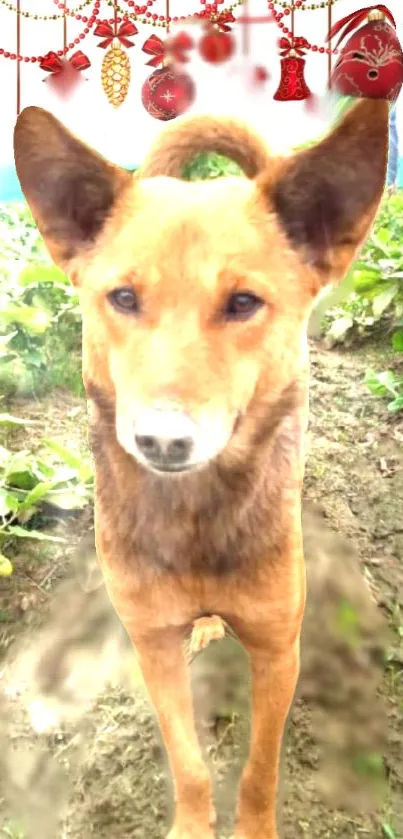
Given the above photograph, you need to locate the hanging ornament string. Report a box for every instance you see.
[0,0,100,61]
[327,0,332,87]
[241,0,250,56]
[269,1,339,54]
[64,0,68,52]
[0,0,92,21]
[16,0,20,113]
[272,0,340,9]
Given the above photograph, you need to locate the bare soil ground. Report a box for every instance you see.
[0,341,402,839]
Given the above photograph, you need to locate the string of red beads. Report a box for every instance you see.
[0,0,101,61]
[268,0,339,54]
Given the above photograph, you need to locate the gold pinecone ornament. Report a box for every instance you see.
[94,21,137,107]
[101,39,131,108]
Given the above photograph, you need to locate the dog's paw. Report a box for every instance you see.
[187,615,226,659]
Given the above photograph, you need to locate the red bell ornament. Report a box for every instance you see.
[273,37,312,101]
[141,66,195,121]
[327,5,403,103]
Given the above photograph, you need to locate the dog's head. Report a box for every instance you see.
[14,102,388,475]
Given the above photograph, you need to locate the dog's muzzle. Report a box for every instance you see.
[133,407,198,473]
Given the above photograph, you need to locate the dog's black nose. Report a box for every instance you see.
[133,407,197,472]
[135,433,193,469]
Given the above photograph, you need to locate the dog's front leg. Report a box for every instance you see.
[234,634,301,839]
[130,627,215,839]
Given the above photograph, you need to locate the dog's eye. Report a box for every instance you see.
[108,287,139,313]
[224,292,264,322]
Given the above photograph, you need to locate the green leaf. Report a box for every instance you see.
[328,315,354,341]
[1,304,51,333]
[43,439,83,470]
[392,329,403,352]
[388,396,403,413]
[353,269,382,293]
[18,480,59,511]
[365,369,391,397]
[0,489,19,517]
[43,487,89,510]
[0,554,13,577]
[372,284,398,319]
[370,232,392,256]
[5,525,66,542]
[382,824,397,839]
[0,413,37,427]
[18,263,69,287]
[44,439,93,483]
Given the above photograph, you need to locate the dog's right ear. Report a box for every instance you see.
[14,107,130,272]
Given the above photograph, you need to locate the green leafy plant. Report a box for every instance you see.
[0,205,82,397]
[325,192,403,344]
[365,369,403,413]
[183,152,243,181]
[0,415,93,574]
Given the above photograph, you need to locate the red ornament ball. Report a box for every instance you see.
[331,19,403,103]
[141,67,195,121]
[199,29,235,64]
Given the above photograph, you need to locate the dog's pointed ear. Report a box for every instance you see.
[14,107,130,270]
[263,99,389,284]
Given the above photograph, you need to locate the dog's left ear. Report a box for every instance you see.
[263,99,389,285]
[14,107,130,270]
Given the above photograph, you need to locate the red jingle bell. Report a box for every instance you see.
[199,28,235,64]
[273,37,312,101]
[327,5,403,103]
[141,66,195,121]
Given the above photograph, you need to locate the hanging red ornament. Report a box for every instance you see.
[198,13,235,64]
[327,5,403,103]
[273,36,312,101]
[141,66,195,121]
[142,32,194,67]
[39,50,91,98]
[252,65,270,85]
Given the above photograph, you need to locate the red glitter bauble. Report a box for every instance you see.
[141,66,195,121]
[331,18,403,103]
[198,30,235,64]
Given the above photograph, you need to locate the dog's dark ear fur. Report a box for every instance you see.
[263,99,389,283]
[14,107,130,269]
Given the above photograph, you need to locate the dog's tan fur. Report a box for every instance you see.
[14,99,389,839]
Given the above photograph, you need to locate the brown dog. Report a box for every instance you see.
[13,99,388,839]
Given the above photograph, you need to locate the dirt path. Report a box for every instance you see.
[0,342,402,839]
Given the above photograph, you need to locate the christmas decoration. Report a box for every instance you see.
[252,65,270,84]
[39,50,90,97]
[198,13,236,64]
[0,0,99,62]
[95,19,137,107]
[268,1,339,55]
[273,35,312,100]
[199,27,234,63]
[142,32,194,67]
[327,5,403,102]
[141,66,195,121]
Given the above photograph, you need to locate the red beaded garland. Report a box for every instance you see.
[0,0,100,61]
[268,0,339,54]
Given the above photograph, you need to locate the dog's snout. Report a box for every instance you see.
[133,408,197,472]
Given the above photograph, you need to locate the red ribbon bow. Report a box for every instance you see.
[142,32,194,67]
[326,5,396,48]
[278,36,309,57]
[214,10,235,31]
[39,50,91,73]
[94,19,138,49]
